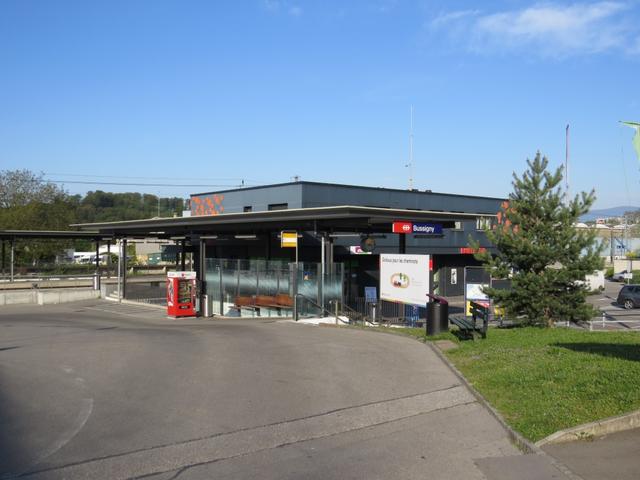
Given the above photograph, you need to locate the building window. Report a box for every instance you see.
[476,217,492,230]
[453,221,463,231]
[243,206,252,212]
[268,203,288,211]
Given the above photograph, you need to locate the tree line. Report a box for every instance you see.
[0,170,185,266]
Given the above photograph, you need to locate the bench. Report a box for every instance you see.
[234,294,294,316]
[450,301,490,340]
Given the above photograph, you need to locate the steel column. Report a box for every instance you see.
[10,239,15,282]
[181,239,186,271]
[94,240,101,290]
[320,234,325,312]
[106,241,111,278]
[198,239,206,315]
[117,240,122,302]
[122,238,127,299]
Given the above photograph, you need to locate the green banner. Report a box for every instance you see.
[621,121,640,161]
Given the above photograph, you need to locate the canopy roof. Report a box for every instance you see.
[72,205,492,239]
[0,230,112,241]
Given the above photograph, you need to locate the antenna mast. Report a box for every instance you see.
[565,124,570,204]
[408,105,414,190]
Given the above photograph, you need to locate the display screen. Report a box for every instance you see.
[178,280,192,304]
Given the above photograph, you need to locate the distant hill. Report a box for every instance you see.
[581,206,640,222]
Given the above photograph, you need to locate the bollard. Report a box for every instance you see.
[602,311,606,329]
[589,321,593,332]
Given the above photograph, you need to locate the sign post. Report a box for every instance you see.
[281,231,298,264]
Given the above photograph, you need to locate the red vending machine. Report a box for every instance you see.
[166,271,197,318]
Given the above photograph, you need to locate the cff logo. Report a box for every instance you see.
[392,221,413,233]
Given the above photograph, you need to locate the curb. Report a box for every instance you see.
[426,341,585,480]
[535,409,640,446]
[103,296,165,310]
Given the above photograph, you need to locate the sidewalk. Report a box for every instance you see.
[542,428,640,480]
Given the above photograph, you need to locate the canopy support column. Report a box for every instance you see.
[94,240,101,290]
[181,239,186,271]
[10,239,14,282]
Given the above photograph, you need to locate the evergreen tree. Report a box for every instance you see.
[473,153,603,327]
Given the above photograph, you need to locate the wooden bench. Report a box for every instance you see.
[234,294,294,316]
[450,301,490,340]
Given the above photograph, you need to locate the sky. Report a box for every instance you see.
[1,0,639,208]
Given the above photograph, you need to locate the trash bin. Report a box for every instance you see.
[202,294,213,317]
[426,294,449,336]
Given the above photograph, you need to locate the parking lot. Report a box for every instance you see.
[586,280,640,330]
[1,300,581,480]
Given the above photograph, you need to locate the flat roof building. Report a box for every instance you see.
[76,181,504,308]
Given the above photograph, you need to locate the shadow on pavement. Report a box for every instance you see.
[0,378,30,477]
[554,343,640,362]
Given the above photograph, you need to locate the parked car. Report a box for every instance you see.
[616,284,640,309]
[611,270,630,282]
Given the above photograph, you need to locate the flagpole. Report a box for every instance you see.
[565,124,569,204]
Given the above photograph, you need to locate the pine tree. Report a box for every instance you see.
[473,152,603,327]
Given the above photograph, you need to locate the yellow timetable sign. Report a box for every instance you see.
[281,231,298,248]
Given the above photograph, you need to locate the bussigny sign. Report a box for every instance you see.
[380,254,430,306]
[392,222,443,235]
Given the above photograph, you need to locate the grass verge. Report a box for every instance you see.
[380,325,640,442]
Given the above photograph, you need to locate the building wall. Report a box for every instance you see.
[190,182,504,216]
[300,183,502,214]
[191,184,304,215]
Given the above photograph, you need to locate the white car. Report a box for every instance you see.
[611,270,630,282]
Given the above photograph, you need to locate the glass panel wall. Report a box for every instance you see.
[205,258,343,317]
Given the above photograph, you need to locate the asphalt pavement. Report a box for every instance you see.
[1,300,581,479]
[543,428,640,480]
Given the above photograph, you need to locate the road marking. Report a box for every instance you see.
[85,304,165,320]
[21,385,474,480]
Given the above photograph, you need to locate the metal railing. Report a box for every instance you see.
[0,273,102,290]
[294,294,348,324]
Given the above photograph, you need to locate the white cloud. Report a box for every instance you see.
[263,0,280,12]
[263,0,302,17]
[430,9,480,28]
[430,2,639,57]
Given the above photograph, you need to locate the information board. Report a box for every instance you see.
[380,254,430,306]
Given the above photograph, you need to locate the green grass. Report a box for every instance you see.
[440,327,640,442]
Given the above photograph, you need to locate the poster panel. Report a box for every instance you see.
[380,254,430,306]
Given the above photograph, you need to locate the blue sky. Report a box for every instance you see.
[1,1,639,208]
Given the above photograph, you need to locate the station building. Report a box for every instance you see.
[187,181,503,299]
[76,181,504,314]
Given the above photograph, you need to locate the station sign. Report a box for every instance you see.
[281,231,298,248]
[392,222,442,235]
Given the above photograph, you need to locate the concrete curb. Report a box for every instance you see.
[0,288,100,306]
[426,341,585,480]
[535,409,640,446]
[102,296,165,310]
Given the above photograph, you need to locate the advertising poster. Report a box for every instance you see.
[380,254,430,306]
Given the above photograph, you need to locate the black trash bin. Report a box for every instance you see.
[425,294,449,336]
